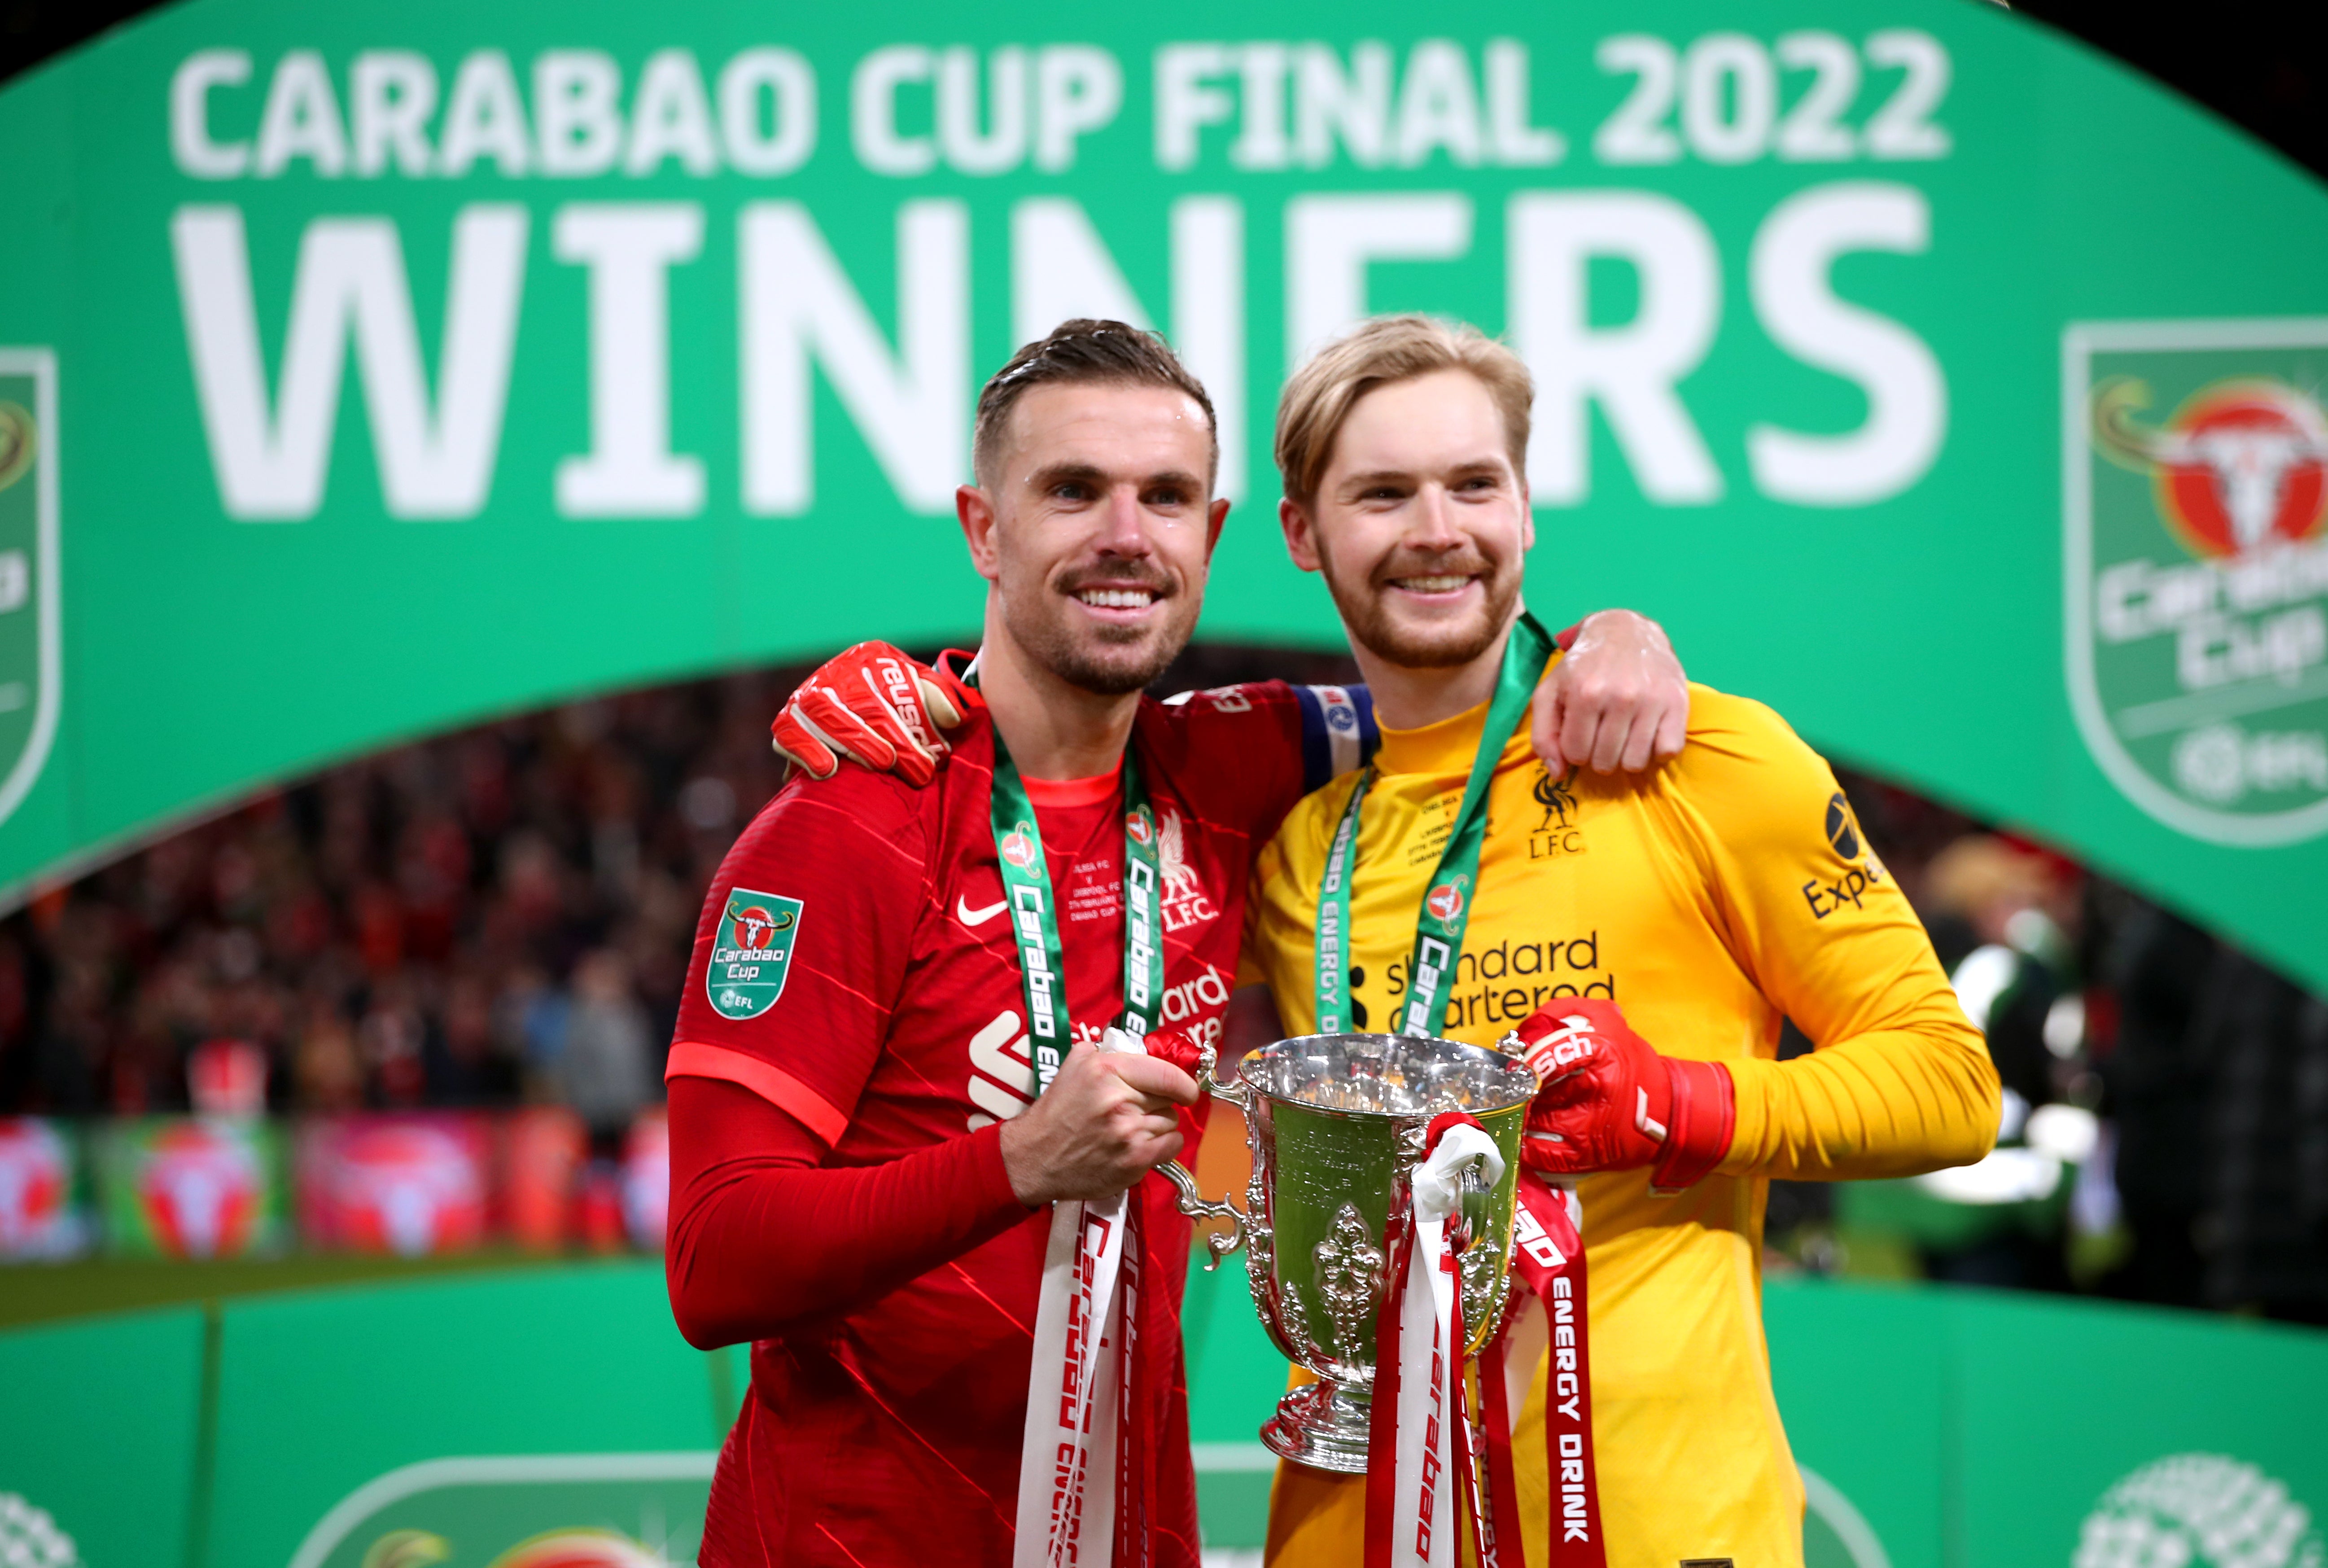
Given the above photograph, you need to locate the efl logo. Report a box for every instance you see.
[1126,807,1153,846]
[2065,320,2328,844]
[1426,880,1465,924]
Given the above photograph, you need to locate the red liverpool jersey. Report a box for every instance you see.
[667,680,1377,1568]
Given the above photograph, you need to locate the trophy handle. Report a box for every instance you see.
[1194,1042,1251,1110]
[1161,1043,1253,1271]
[1160,1159,1247,1270]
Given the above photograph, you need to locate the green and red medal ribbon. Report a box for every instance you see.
[984,714,1166,1095]
[1314,612,1554,1038]
[1316,613,1606,1568]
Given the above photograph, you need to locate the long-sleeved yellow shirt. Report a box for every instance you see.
[1242,677,1998,1568]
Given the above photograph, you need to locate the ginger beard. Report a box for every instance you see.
[980,383,1222,696]
[1294,370,1532,670]
[1317,531,1523,669]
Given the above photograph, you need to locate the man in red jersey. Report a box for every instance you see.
[664,320,1685,1568]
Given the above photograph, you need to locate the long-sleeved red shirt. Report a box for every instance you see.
[665,1076,1031,1348]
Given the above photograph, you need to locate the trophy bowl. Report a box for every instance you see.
[1163,1032,1536,1473]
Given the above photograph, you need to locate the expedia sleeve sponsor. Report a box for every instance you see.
[1800,790,1890,921]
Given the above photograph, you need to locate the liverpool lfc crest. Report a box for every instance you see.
[2064,320,2328,843]
[0,350,57,832]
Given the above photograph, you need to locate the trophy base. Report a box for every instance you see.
[1260,1379,1375,1474]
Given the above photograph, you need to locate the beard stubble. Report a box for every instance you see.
[1328,547,1522,669]
[1004,574,1198,696]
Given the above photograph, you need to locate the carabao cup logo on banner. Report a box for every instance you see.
[136,1120,264,1259]
[330,1120,488,1256]
[0,351,60,832]
[2065,320,2328,844]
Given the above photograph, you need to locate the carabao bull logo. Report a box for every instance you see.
[727,902,789,950]
[0,353,61,833]
[2094,378,2328,559]
[136,1120,264,1259]
[2065,322,2328,844]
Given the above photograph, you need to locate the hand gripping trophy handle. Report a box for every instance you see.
[1158,1044,1254,1271]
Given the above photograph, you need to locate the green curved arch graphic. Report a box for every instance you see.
[0,0,2324,983]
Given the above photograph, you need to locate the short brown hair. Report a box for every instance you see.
[972,319,1218,490]
[1274,315,1533,505]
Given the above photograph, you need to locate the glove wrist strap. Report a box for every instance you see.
[1648,1058,1734,1193]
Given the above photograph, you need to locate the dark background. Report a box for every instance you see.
[4,0,2326,182]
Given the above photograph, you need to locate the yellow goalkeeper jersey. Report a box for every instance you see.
[1242,676,1997,1568]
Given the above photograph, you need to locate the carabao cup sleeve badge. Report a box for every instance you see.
[707,889,804,1021]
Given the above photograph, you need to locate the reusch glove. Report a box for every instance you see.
[770,642,965,785]
[1510,997,1734,1193]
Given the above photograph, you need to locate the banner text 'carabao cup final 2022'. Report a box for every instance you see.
[0,0,2325,985]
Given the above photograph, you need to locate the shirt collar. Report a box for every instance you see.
[1370,649,1561,777]
[1374,699,1495,778]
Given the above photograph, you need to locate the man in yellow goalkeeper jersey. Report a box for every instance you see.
[1237,315,2000,1567]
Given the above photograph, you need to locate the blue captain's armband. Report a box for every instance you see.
[1295,685,1379,793]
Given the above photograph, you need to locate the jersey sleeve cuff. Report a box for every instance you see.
[1650,1056,1736,1193]
[666,1040,851,1148]
[966,1121,1035,1214]
[1713,1055,1774,1177]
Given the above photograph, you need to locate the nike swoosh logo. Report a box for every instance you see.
[957,895,1008,927]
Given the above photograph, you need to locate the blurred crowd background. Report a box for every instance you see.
[0,644,2322,1326]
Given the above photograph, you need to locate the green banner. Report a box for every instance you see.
[0,0,2325,982]
[1,1265,2320,1567]
[0,1306,208,1568]
[207,1266,725,1568]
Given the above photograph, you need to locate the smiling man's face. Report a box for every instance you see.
[1283,368,1533,669]
[971,380,1226,696]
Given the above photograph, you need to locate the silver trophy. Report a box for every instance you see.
[1162,1032,1536,1472]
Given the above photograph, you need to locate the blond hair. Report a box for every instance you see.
[1273,315,1533,505]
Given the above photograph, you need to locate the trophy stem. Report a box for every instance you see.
[1260,1379,1376,1474]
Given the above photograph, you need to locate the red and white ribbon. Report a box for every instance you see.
[1499,1175,1604,1567]
[1366,1113,1503,1568]
[1367,1121,1606,1568]
[1013,1028,1149,1568]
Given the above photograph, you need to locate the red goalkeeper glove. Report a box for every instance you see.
[1509,998,1734,1192]
[770,643,965,785]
